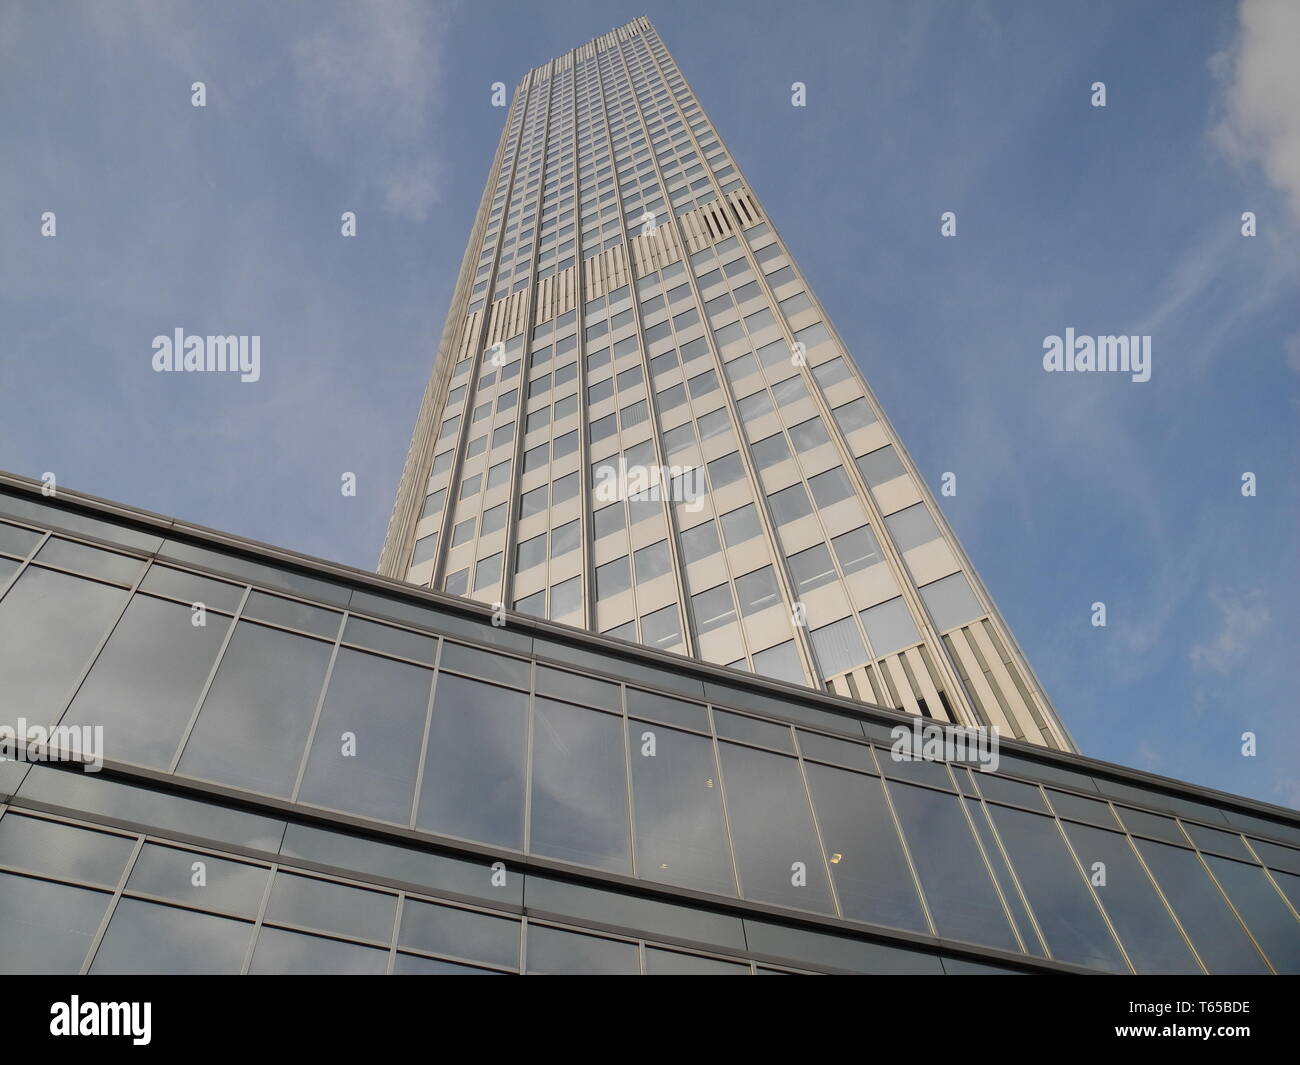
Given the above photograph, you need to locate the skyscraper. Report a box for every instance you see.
[380,16,1073,751]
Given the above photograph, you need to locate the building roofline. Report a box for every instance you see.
[2,468,1297,836]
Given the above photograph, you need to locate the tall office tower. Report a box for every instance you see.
[380,16,1073,751]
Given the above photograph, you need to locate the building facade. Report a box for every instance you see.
[379,17,1072,751]
[1,474,1298,974]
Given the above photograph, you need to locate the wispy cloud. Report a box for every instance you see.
[1211,0,1300,227]
[1190,587,1271,674]
[290,0,451,221]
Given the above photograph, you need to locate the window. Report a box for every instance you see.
[885,503,941,552]
[810,617,868,677]
[530,698,631,873]
[679,520,720,565]
[919,572,982,632]
[788,417,830,452]
[176,622,332,797]
[487,461,510,490]
[444,568,469,595]
[519,485,547,519]
[481,503,507,536]
[886,781,1021,952]
[735,566,780,616]
[640,604,683,649]
[858,597,920,656]
[627,721,735,895]
[720,503,761,547]
[857,445,906,487]
[692,584,736,634]
[832,525,883,574]
[596,556,632,600]
[770,375,808,406]
[707,452,744,489]
[804,763,928,931]
[768,483,812,525]
[550,576,581,618]
[751,433,790,470]
[738,391,774,421]
[718,742,834,912]
[985,804,1129,971]
[833,398,876,433]
[473,553,502,592]
[662,423,695,456]
[634,540,671,583]
[516,533,547,572]
[808,466,854,508]
[788,543,837,593]
[416,674,529,849]
[552,519,580,556]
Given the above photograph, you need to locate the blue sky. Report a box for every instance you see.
[2,0,1297,808]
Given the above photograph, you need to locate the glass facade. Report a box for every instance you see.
[2,483,1298,974]
[380,17,1074,753]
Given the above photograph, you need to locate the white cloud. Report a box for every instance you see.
[290,0,450,221]
[1190,587,1270,674]
[1212,0,1300,227]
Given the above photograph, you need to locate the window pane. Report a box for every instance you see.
[641,604,683,650]
[692,584,736,634]
[808,466,854,507]
[857,445,905,487]
[248,926,387,974]
[805,764,928,933]
[1060,822,1200,973]
[416,674,529,849]
[529,698,631,874]
[63,594,231,769]
[859,597,920,656]
[596,556,631,600]
[526,925,639,974]
[789,417,830,451]
[752,640,804,684]
[0,567,128,731]
[178,622,332,796]
[986,804,1128,971]
[1134,839,1269,973]
[752,433,790,470]
[679,520,720,564]
[735,566,781,616]
[885,780,1019,950]
[628,721,735,895]
[633,540,670,583]
[718,743,834,912]
[0,871,109,974]
[516,533,547,572]
[1203,855,1300,973]
[264,870,396,942]
[126,843,268,918]
[920,572,982,631]
[768,483,812,525]
[788,544,836,593]
[398,898,520,969]
[0,813,133,886]
[810,617,868,677]
[720,504,762,547]
[92,898,252,975]
[831,525,883,574]
[885,503,941,552]
[297,648,433,825]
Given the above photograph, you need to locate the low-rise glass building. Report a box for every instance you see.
[2,474,1297,975]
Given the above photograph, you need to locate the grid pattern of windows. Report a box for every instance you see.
[379,16,1074,754]
[2,489,1298,976]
